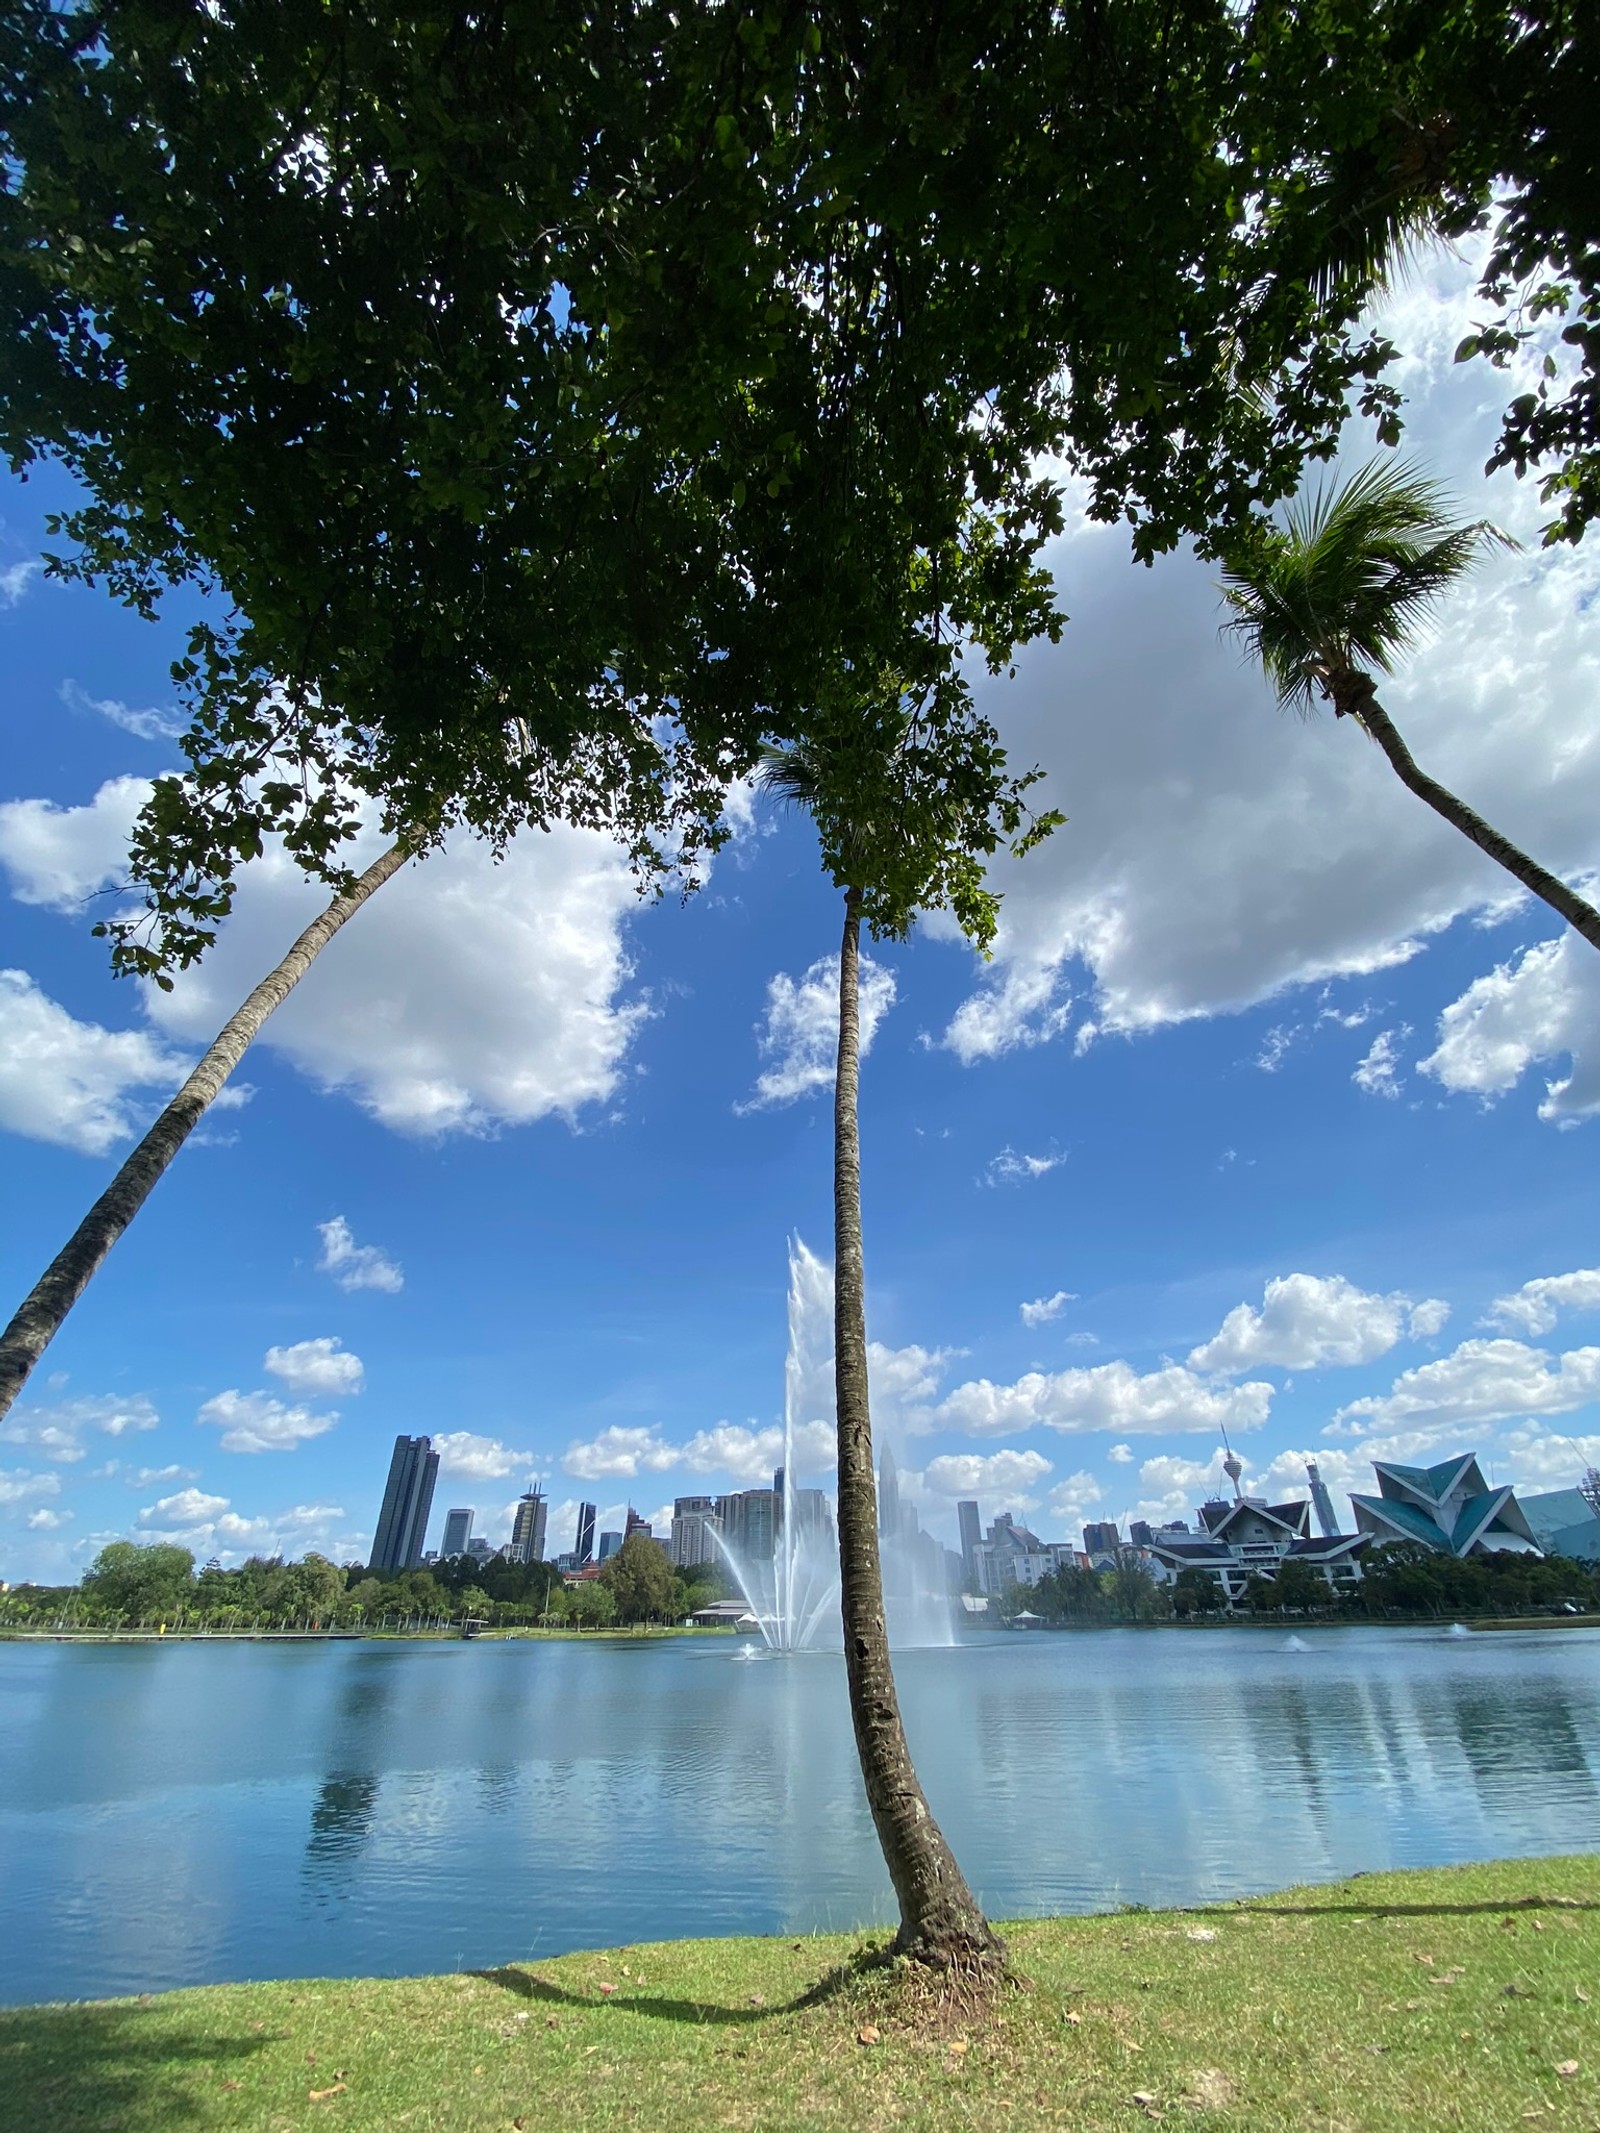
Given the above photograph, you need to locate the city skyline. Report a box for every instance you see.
[3,234,1599,1587]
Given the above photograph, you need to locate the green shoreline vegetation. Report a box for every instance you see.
[2,1858,1596,2133]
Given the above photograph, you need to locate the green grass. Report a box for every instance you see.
[3,1858,1597,2132]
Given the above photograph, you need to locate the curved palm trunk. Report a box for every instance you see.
[834,885,1001,1971]
[0,839,412,1421]
[1335,672,1600,953]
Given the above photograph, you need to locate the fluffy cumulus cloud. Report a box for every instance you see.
[264,1337,364,1397]
[1,782,654,1138]
[1129,1450,1233,1524]
[0,970,190,1154]
[933,1360,1274,1437]
[681,1419,837,1484]
[1046,1470,1106,1527]
[0,1466,63,1506]
[1187,1273,1448,1376]
[924,242,1600,1067]
[433,1431,534,1483]
[0,774,148,910]
[1334,1337,1600,1433]
[198,1389,340,1454]
[1020,1289,1076,1328]
[137,1487,228,1529]
[919,1448,1054,1506]
[1486,1270,1600,1336]
[1421,931,1600,1125]
[1,1392,159,1462]
[131,1490,354,1560]
[561,1426,680,1482]
[316,1217,403,1295]
[738,953,895,1110]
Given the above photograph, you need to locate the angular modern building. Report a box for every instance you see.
[1144,1496,1367,1603]
[574,1501,597,1568]
[1519,1487,1600,1563]
[508,1482,548,1565]
[1350,1455,1540,1557]
[370,1435,440,1572]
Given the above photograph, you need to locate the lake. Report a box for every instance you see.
[3,1624,1598,2006]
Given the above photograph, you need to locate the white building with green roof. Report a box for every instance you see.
[1350,1455,1540,1557]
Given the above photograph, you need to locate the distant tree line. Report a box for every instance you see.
[992,1546,1600,1628]
[0,1532,730,1634]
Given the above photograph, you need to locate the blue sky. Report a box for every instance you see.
[2,239,1599,1584]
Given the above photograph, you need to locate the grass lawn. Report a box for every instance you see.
[2,1857,1596,2132]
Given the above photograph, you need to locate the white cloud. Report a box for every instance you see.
[1108,1443,1135,1464]
[139,817,650,1137]
[0,776,148,911]
[0,1467,62,1505]
[138,1488,228,1528]
[983,1146,1064,1187]
[1020,1290,1076,1328]
[198,1388,339,1454]
[2,1392,159,1462]
[26,1506,71,1530]
[263,1337,364,1397]
[126,1464,198,1488]
[920,1448,1054,1506]
[939,957,1072,1063]
[738,953,895,1110]
[1421,931,1600,1125]
[1408,1298,1453,1340]
[433,1431,534,1483]
[934,1360,1273,1437]
[1046,1470,1106,1528]
[561,1426,680,1482]
[1486,1271,1600,1336]
[928,240,1600,1060]
[316,1217,403,1295]
[60,680,185,742]
[1352,1027,1409,1100]
[1335,1337,1600,1433]
[1187,1273,1446,1376]
[0,559,40,607]
[0,970,190,1154]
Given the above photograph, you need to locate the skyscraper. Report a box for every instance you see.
[509,1481,548,1564]
[717,1488,776,1562]
[671,1496,719,1568]
[441,1507,473,1558]
[574,1502,597,1566]
[371,1436,440,1572]
[877,1446,901,1539]
[1082,1519,1121,1556]
[597,1530,623,1563]
[956,1500,982,1583]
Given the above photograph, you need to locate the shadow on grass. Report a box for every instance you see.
[1210,1895,1600,1921]
[472,1945,886,2029]
[0,2006,275,2133]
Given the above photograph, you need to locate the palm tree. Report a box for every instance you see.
[759,715,1044,1982]
[0,838,411,1421]
[1220,458,1600,952]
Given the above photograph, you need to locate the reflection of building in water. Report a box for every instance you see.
[1351,1456,1540,1557]
[307,1773,382,1864]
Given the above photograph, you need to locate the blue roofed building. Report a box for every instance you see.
[1350,1455,1540,1558]
[1516,1486,1600,1563]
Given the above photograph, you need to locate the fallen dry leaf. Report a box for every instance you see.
[1412,1952,1435,1966]
[1064,2011,1083,2027]
[1131,2091,1156,2108]
[748,1993,766,2006]
[857,2025,881,2047]
[221,2080,241,2092]
[1556,2061,1580,2079]
[1578,1990,1592,2005]
[948,2039,969,2055]
[1533,1920,1546,1933]
[620,1966,631,1978]
[308,2082,347,2102]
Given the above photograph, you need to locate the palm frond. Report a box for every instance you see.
[1219,458,1515,710]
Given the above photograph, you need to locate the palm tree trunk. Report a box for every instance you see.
[0,838,412,1421]
[833,885,1002,1973]
[1337,674,1600,952]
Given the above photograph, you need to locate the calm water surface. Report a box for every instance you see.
[2,1624,1598,2004]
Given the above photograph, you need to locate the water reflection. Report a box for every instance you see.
[2,1626,1599,2004]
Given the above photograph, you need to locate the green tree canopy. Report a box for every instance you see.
[82,1540,195,1620]
[598,1533,679,1624]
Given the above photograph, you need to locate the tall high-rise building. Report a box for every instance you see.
[671,1496,720,1568]
[371,1436,440,1572]
[1306,1460,1340,1539]
[509,1482,548,1564]
[1082,1519,1122,1556]
[574,1502,597,1566]
[956,1500,982,1583]
[624,1507,651,1541]
[597,1530,623,1563]
[441,1507,474,1559]
[717,1488,776,1562]
[877,1445,902,1539]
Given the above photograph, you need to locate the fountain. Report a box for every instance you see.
[712,1239,955,1651]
